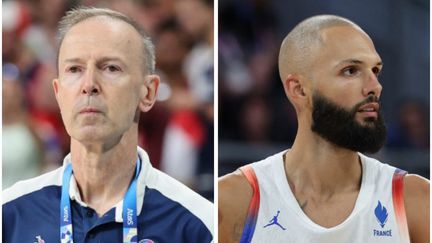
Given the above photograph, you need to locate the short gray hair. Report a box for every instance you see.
[279,15,361,81]
[57,7,155,74]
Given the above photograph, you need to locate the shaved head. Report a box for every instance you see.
[278,15,363,81]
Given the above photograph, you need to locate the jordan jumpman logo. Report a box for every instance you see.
[263,210,286,230]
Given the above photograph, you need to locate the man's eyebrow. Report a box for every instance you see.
[62,57,126,64]
[63,58,85,63]
[97,56,126,64]
[338,59,383,66]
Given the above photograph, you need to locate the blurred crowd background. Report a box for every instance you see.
[219,0,430,178]
[2,0,431,198]
[2,0,214,200]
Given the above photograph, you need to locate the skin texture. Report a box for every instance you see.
[53,16,159,216]
[219,170,252,242]
[404,175,430,243]
[218,24,429,242]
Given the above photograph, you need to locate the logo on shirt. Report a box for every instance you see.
[374,201,388,228]
[373,201,392,237]
[127,208,134,225]
[263,210,286,230]
[34,235,45,243]
[63,206,69,222]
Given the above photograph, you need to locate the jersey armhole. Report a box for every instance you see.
[239,165,261,243]
[392,168,410,243]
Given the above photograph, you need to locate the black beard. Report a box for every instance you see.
[311,92,387,153]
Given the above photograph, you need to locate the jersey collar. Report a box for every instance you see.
[60,146,153,223]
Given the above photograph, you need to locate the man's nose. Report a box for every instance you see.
[81,67,100,95]
[362,72,382,98]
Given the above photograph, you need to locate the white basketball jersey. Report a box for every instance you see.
[239,151,410,243]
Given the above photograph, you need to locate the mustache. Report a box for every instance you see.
[352,95,380,113]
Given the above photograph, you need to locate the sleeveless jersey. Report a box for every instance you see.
[239,151,410,243]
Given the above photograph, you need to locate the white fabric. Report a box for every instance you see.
[3,165,62,205]
[2,123,41,189]
[247,151,409,243]
[184,43,213,103]
[160,125,198,185]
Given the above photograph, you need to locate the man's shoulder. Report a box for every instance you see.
[218,152,284,210]
[2,167,63,241]
[218,169,253,219]
[404,174,429,193]
[219,169,252,199]
[403,174,429,213]
[3,167,63,206]
[218,168,254,242]
[146,167,213,233]
[403,174,429,206]
[138,146,213,235]
[403,174,429,243]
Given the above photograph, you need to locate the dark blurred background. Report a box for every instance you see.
[2,0,214,201]
[219,0,430,178]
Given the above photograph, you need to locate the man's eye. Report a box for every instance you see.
[342,66,358,76]
[106,65,120,72]
[372,67,381,77]
[68,66,82,73]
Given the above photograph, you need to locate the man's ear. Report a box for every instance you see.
[282,74,308,102]
[139,74,160,112]
[52,78,60,102]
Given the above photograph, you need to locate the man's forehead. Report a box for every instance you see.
[337,58,383,67]
[59,17,142,61]
[65,17,138,42]
[315,26,381,65]
[320,25,367,40]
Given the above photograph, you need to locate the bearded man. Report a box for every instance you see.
[219,15,429,243]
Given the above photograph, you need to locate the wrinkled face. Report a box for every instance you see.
[307,26,386,152]
[53,17,149,143]
[309,25,383,126]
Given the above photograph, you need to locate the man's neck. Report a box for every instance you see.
[285,126,362,199]
[69,133,138,216]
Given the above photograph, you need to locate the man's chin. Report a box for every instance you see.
[355,116,378,127]
[71,127,108,143]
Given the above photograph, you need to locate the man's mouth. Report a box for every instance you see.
[357,103,379,118]
[79,107,102,114]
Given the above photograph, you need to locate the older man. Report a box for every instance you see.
[3,7,213,243]
[219,15,429,243]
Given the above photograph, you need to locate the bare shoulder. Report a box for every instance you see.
[403,174,430,243]
[218,169,253,243]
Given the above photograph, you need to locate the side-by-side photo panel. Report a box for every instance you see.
[3,0,214,242]
[218,1,429,242]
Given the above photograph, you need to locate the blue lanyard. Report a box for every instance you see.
[60,159,141,243]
